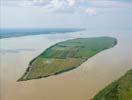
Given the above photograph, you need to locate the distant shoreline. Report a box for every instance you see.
[0,28,85,39]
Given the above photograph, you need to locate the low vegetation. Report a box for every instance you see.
[18,37,117,81]
[92,69,132,100]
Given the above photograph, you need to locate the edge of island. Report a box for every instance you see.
[18,36,117,81]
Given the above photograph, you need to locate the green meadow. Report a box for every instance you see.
[18,37,117,81]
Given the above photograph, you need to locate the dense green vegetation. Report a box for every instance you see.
[18,37,117,81]
[92,69,132,100]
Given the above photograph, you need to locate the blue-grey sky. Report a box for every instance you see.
[1,0,132,30]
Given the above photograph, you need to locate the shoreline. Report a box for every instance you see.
[0,28,85,39]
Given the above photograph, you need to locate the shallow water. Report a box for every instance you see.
[0,31,132,100]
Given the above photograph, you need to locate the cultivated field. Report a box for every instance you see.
[19,37,117,81]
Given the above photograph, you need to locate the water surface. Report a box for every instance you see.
[0,31,132,100]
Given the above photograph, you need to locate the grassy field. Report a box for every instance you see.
[92,69,132,100]
[18,37,117,81]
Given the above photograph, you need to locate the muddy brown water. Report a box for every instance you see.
[0,32,132,100]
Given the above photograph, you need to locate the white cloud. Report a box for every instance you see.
[67,0,76,6]
[85,8,97,16]
[1,0,132,15]
[51,0,67,10]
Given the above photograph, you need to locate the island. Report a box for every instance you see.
[18,37,117,81]
[92,69,132,100]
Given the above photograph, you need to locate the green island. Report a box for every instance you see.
[92,69,132,100]
[18,37,117,81]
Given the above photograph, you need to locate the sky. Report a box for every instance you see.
[0,0,132,31]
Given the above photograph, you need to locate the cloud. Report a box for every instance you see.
[1,0,132,15]
[67,0,76,6]
[85,8,97,16]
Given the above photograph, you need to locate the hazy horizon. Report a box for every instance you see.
[1,0,132,32]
